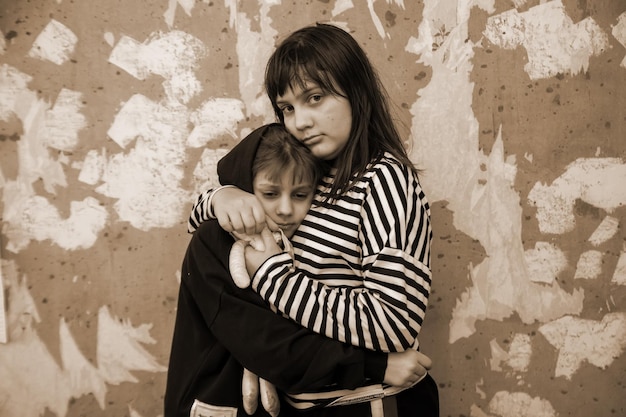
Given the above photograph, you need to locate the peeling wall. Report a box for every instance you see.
[0,1,624,416]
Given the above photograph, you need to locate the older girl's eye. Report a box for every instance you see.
[310,94,322,103]
[280,104,294,114]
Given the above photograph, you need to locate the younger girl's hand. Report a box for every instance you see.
[244,228,282,276]
[384,350,432,388]
[213,187,267,235]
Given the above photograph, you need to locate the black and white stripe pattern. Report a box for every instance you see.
[253,154,432,353]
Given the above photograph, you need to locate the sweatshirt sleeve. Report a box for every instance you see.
[184,220,387,393]
[251,161,433,353]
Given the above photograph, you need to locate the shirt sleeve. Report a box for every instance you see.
[251,161,433,353]
[184,220,387,393]
[188,188,213,233]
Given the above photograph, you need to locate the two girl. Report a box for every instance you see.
[185,23,439,416]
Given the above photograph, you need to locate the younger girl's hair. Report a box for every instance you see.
[253,124,325,191]
[265,23,416,199]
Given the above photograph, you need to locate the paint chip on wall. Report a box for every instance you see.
[524,242,567,284]
[612,12,626,68]
[611,244,626,285]
[28,19,78,65]
[40,88,87,152]
[588,215,620,246]
[574,250,603,280]
[187,98,245,147]
[528,158,626,234]
[108,31,206,104]
[539,313,626,379]
[484,0,609,80]
[487,391,557,417]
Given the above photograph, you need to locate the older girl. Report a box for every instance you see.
[190,23,439,417]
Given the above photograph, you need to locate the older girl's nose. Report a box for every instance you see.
[293,107,312,131]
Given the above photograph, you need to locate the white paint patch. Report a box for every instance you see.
[332,0,354,16]
[59,318,107,408]
[611,12,626,68]
[487,391,556,417]
[0,263,6,344]
[367,0,388,39]
[129,405,145,417]
[233,5,278,119]
[574,250,603,280]
[192,148,229,196]
[0,260,71,416]
[4,195,108,252]
[489,339,509,371]
[99,94,191,230]
[0,64,33,121]
[187,98,245,147]
[96,306,166,384]
[588,215,620,246]
[77,149,107,185]
[0,30,6,55]
[528,158,626,235]
[524,242,568,284]
[0,260,166,416]
[40,88,87,151]
[489,334,532,374]
[507,334,532,372]
[0,64,109,252]
[164,0,195,28]
[103,31,115,47]
[483,0,609,80]
[539,313,626,379]
[28,19,78,65]
[611,243,626,285]
[108,31,206,104]
[405,0,582,344]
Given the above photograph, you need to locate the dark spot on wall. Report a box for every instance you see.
[415,71,427,80]
[5,30,17,40]
[0,133,20,141]
[385,10,397,27]
[574,198,600,219]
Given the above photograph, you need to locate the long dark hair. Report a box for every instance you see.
[265,23,416,198]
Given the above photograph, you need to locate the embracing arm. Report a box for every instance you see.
[185,220,388,393]
[188,186,269,235]
[250,160,433,353]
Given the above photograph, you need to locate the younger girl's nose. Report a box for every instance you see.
[276,196,293,216]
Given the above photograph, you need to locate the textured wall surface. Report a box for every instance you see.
[1,1,625,416]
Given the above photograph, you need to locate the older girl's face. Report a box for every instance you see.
[275,80,352,161]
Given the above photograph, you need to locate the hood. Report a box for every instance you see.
[217,123,282,193]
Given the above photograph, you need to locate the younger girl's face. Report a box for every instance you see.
[253,167,315,238]
[275,80,352,161]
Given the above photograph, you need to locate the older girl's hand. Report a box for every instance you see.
[384,350,432,388]
[213,187,267,235]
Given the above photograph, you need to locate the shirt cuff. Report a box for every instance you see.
[207,185,238,218]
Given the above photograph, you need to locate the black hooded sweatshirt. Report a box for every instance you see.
[163,124,387,417]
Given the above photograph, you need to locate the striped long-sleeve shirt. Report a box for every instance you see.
[189,153,432,353]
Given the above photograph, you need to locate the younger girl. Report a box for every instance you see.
[166,124,430,417]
